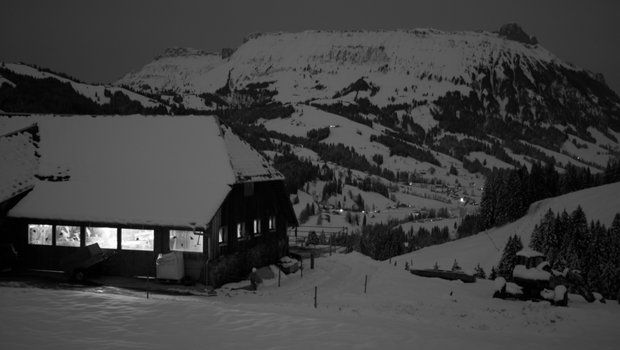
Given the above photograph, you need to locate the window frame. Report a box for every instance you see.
[253,219,262,236]
[169,229,203,253]
[85,226,118,249]
[237,222,246,240]
[27,224,53,246]
[55,225,81,247]
[268,216,276,232]
[121,228,154,251]
[218,226,228,245]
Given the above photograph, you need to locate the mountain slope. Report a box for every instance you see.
[0,63,168,114]
[116,47,224,110]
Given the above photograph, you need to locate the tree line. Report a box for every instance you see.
[530,208,620,298]
[478,160,620,233]
[336,221,452,260]
[495,208,620,299]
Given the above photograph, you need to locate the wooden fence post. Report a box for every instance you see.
[314,286,317,308]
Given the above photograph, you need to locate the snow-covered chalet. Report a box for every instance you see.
[0,115,297,286]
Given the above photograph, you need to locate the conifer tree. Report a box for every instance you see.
[530,209,556,253]
[548,211,569,268]
[451,259,461,271]
[498,235,523,278]
[489,266,498,280]
[601,214,620,298]
[585,220,607,292]
[474,263,487,279]
[561,206,589,271]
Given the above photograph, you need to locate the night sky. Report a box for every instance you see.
[2,0,619,94]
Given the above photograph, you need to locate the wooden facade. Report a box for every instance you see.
[4,180,296,287]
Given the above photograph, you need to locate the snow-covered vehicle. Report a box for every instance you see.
[493,248,572,306]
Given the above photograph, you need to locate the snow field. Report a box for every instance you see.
[3,251,619,349]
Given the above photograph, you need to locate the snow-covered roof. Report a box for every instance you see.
[513,264,551,281]
[0,120,38,204]
[4,115,281,229]
[221,125,284,183]
[515,248,545,258]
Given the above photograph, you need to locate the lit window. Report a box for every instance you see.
[169,230,203,253]
[121,229,154,251]
[218,226,228,245]
[268,216,276,231]
[237,222,246,239]
[28,224,52,245]
[56,225,80,247]
[85,227,117,249]
[253,219,261,235]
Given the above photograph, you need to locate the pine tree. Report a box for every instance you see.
[601,214,620,298]
[498,235,524,278]
[561,206,589,271]
[489,266,498,280]
[530,209,555,253]
[451,259,461,271]
[548,211,569,268]
[474,263,487,279]
[306,231,319,245]
[585,220,607,293]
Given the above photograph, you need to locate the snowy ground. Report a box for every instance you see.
[2,251,619,350]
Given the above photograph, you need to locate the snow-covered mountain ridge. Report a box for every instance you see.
[118,47,224,100]
[117,25,620,145]
[114,25,620,169]
[118,27,561,104]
